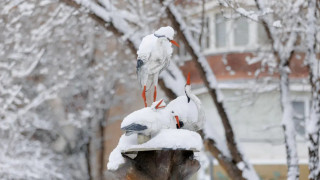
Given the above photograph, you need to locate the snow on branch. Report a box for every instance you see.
[12,49,45,78]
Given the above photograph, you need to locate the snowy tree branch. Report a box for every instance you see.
[161,1,259,179]
[306,0,320,179]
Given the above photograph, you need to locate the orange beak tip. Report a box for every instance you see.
[170,40,180,48]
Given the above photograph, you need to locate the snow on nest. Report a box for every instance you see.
[107,129,202,171]
[128,129,202,150]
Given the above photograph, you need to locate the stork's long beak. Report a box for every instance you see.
[170,40,180,47]
[187,72,190,85]
[175,116,181,129]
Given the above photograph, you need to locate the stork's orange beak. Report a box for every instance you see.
[187,72,190,85]
[170,40,180,47]
[175,116,180,129]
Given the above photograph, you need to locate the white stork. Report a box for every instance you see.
[121,73,205,138]
[136,26,179,107]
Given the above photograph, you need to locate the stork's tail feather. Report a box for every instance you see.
[121,123,148,136]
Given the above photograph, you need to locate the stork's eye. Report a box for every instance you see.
[171,111,174,113]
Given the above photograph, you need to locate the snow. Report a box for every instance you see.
[130,129,202,150]
[150,99,166,109]
[306,0,320,178]
[121,106,174,136]
[137,26,175,59]
[272,20,282,28]
[107,129,203,171]
[237,161,245,170]
[236,7,258,21]
[136,34,158,58]
[107,133,137,171]
[154,26,174,40]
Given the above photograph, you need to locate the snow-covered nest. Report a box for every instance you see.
[107,129,203,171]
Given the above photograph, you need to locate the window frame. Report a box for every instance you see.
[202,10,270,55]
[291,96,310,139]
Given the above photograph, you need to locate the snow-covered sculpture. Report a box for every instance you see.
[107,73,204,171]
[136,26,179,107]
[121,73,205,139]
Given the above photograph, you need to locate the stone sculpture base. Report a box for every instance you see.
[106,150,200,180]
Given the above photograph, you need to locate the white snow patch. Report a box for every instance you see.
[107,129,202,170]
[236,8,258,21]
[237,161,245,170]
[129,129,202,150]
[154,26,174,40]
[107,134,137,171]
[273,20,282,28]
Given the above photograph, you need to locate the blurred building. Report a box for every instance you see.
[178,1,310,180]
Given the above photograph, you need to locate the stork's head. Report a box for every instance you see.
[154,26,179,47]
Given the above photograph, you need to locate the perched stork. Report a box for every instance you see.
[136,26,179,107]
[121,73,205,138]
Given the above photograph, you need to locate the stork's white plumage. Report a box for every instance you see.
[121,73,205,137]
[136,26,179,107]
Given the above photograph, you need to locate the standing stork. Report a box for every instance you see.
[137,26,179,107]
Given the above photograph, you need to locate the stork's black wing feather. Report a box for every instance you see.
[136,59,144,69]
[121,123,147,132]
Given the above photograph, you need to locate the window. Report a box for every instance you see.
[257,23,269,45]
[215,14,226,48]
[234,17,249,46]
[214,13,250,49]
[292,101,306,136]
[201,17,210,49]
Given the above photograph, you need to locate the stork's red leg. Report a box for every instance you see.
[142,85,147,107]
[153,86,157,102]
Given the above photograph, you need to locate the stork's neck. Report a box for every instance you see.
[185,85,201,107]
